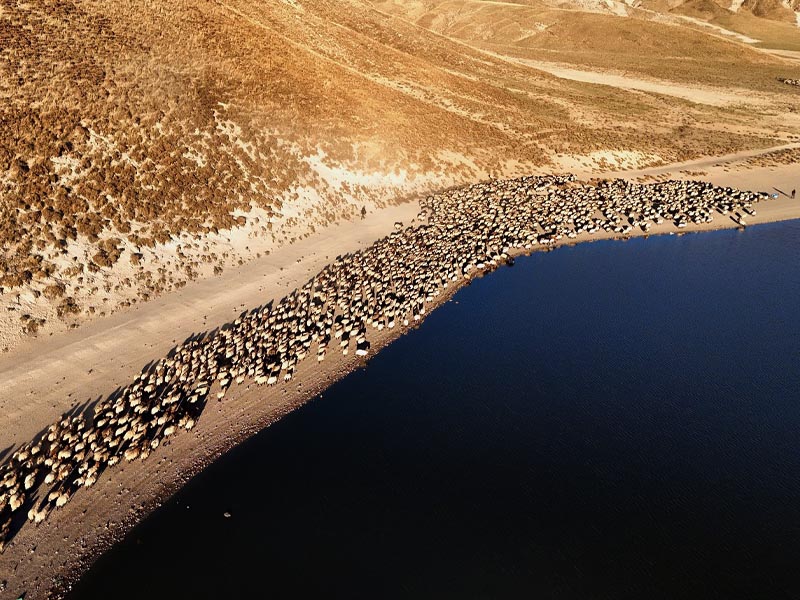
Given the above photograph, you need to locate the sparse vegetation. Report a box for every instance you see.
[56,297,81,319]
[42,283,66,300]
[20,314,46,335]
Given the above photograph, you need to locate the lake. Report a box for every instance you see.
[68,221,800,599]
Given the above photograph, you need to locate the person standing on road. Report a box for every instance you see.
[792,189,796,199]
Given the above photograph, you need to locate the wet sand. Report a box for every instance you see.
[1,158,799,600]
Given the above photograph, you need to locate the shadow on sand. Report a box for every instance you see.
[0,292,283,556]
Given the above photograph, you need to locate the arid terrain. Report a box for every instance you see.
[0,162,798,600]
[1,0,800,597]
[1,0,800,354]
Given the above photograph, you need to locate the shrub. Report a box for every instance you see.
[92,250,114,268]
[56,297,81,318]
[42,283,66,300]
[23,318,44,335]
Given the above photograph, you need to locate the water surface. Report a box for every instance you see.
[70,222,800,599]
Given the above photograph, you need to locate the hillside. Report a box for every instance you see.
[1,0,799,353]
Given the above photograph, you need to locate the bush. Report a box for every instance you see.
[0,270,33,288]
[92,250,114,268]
[23,318,44,335]
[56,297,81,318]
[42,283,66,300]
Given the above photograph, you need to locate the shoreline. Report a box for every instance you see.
[0,201,421,452]
[55,213,800,600]
[1,167,800,600]
[3,142,798,453]
[60,215,800,600]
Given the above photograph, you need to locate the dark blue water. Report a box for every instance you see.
[69,222,800,600]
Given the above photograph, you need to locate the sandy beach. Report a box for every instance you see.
[1,153,799,600]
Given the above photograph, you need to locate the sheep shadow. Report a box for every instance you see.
[0,294,288,551]
[0,274,321,555]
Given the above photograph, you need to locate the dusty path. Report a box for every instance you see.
[765,49,800,63]
[598,142,800,178]
[497,56,772,107]
[0,201,419,452]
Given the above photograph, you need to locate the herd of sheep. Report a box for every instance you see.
[0,174,767,552]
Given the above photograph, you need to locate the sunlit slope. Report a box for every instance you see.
[0,0,796,344]
[666,0,800,51]
[2,0,782,273]
[741,0,799,23]
[661,0,800,24]
[2,0,569,298]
